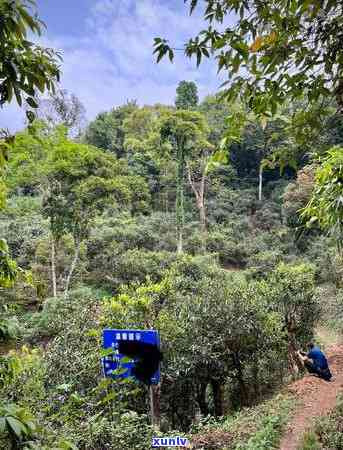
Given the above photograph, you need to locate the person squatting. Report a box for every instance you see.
[298,342,332,381]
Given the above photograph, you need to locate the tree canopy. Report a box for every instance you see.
[154,0,343,115]
[175,80,199,110]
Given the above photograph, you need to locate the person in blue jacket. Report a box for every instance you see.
[302,343,332,381]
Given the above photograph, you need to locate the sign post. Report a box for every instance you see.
[150,383,161,430]
[102,329,162,429]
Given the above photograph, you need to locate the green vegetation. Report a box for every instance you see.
[0,81,341,447]
[297,395,343,450]
[0,1,343,448]
[155,1,343,115]
[190,394,293,450]
[0,0,60,114]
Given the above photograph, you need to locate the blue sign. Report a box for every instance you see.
[102,329,161,385]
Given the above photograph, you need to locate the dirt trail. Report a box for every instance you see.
[279,344,343,450]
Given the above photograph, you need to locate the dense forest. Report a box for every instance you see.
[1,1,343,450]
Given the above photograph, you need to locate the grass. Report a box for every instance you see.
[297,431,321,450]
[189,393,295,450]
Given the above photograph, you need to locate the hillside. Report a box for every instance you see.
[0,2,343,447]
[0,88,342,449]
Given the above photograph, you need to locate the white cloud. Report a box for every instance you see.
[0,0,223,132]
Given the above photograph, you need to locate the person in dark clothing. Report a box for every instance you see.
[301,343,332,381]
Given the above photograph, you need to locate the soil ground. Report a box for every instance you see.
[279,343,343,450]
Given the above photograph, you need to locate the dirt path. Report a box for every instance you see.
[279,344,343,450]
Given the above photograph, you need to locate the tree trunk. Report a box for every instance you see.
[149,384,161,431]
[258,164,263,202]
[252,360,260,400]
[176,146,185,255]
[286,316,304,374]
[233,352,247,406]
[198,200,206,234]
[196,382,209,416]
[51,236,57,298]
[64,238,81,298]
[287,331,303,375]
[211,379,224,417]
[187,164,207,249]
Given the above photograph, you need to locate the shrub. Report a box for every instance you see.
[0,403,37,449]
[313,395,343,449]
[26,287,104,339]
[297,431,321,450]
[0,316,20,341]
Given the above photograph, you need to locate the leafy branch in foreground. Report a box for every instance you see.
[301,146,343,253]
[0,0,61,121]
[154,0,343,116]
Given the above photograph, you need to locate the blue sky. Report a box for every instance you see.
[0,0,224,131]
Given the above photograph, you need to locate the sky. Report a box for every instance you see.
[0,0,225,131]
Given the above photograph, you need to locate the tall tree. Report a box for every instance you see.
[186,131,215,236]
[43,142,149,297]
[27,89,86,137]
[84,102,137,157]
[175,81,199,110]
[160,111,209,253]
[245,115,293,202]
[7,123,150,297]
[155,1,343,115]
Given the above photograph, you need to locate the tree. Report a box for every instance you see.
[283,166,316,229]
[269,263,318,374]
[27,89,86,137]
[0,0,60,119]
[199,94,231,146]
[245,115,293,201]
[122,105,173,205]
[7,123,150,297]
[301,147,343,253]
[154,1,343,116]
[186,134,215,236]
[160,111,209,253]
[175,81,199,110]
[0,0,60,293]
[44,142,149,298]
[84,102,137,156]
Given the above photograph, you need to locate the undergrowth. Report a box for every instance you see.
[189,393,294,450]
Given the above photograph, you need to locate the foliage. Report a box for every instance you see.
[175,80,199,110]
[155,1,343,115]
[311,395,343,450]
[0,403,37,449]
[269,262,318,347]
[190,393,293,450]
[0,237,17,287]
[28,89,86,137]
[84,102,137,156]
[0,0,60,117]
[0,315,20,341]
[302,147,343,251]
[297,431,321,450]
[283,166,316,228]
[1,69,343,450]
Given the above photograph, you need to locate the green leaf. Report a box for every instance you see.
[7,417,26,438]
[26,111,35,123]
[26,97,38,109]
[0,417,6,433]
